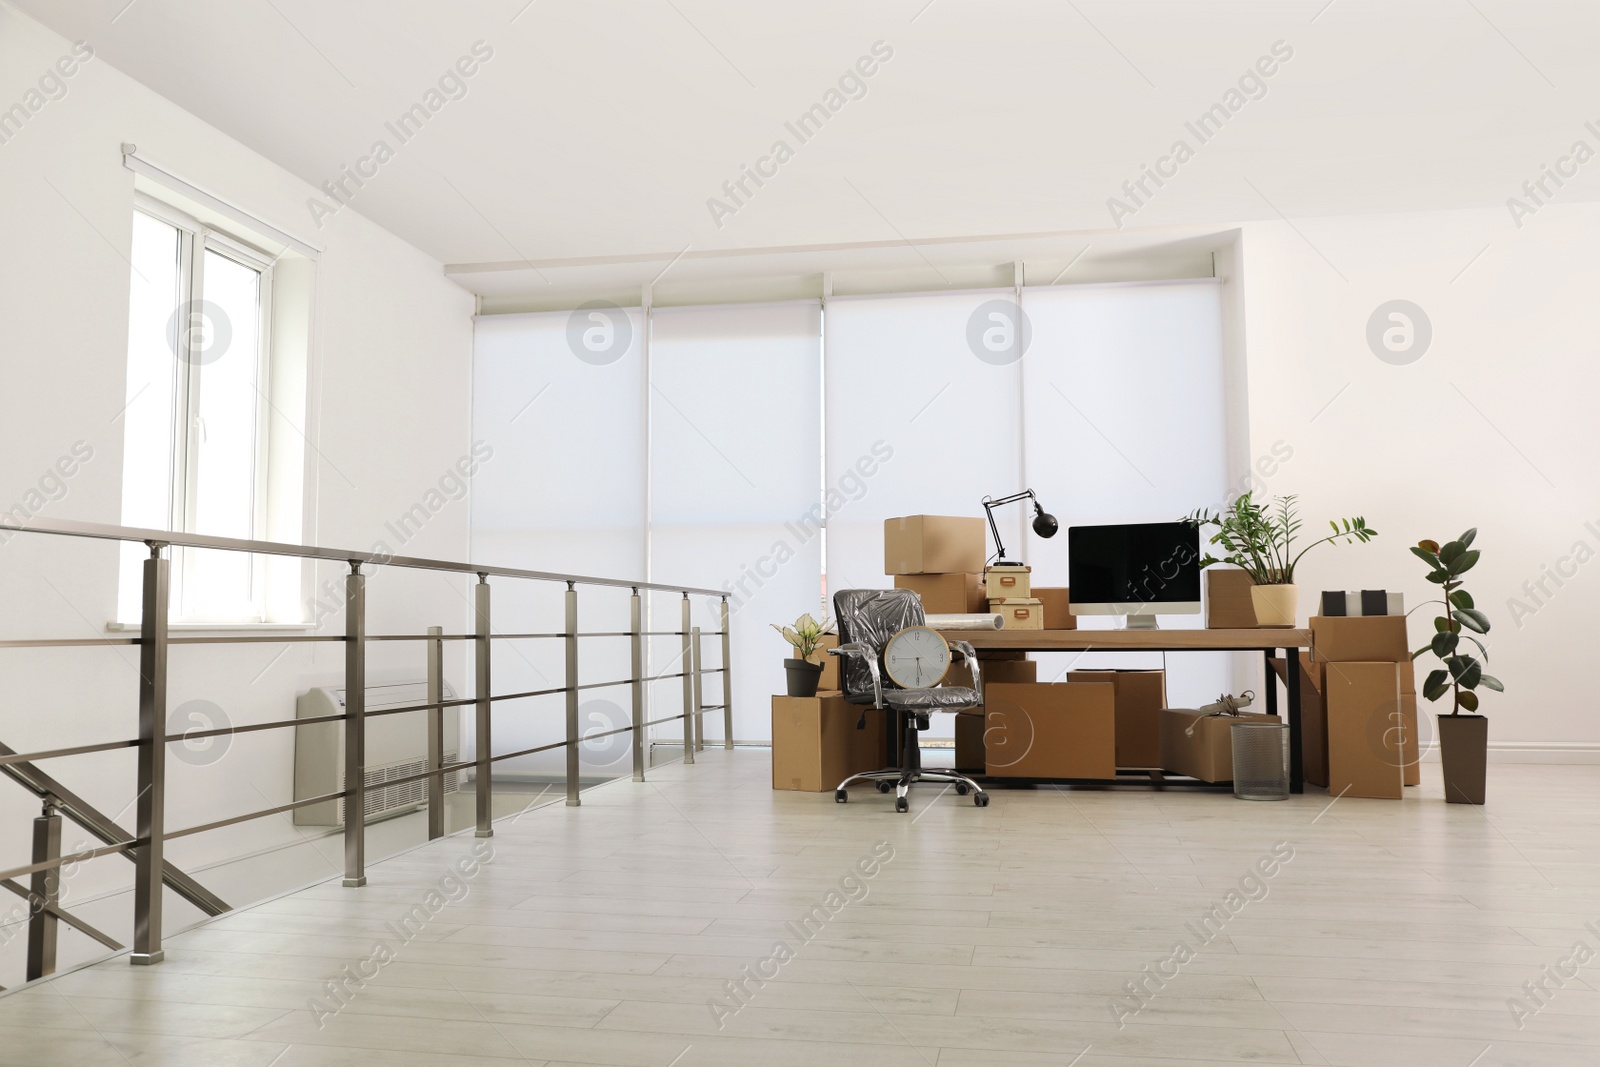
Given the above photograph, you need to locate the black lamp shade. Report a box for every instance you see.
[1032,506,1059,538]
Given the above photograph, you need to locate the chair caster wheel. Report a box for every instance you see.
[974,793,989,807]
[835,789,848,803]
[955,783,970,796]
[895,796,909,813]
[876,781,893,793]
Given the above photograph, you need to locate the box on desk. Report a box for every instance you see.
[1032,587,1076,629]
[984,682,1115,779]
[1205,568,1258,629]
[983,564,1031,600]
[771,694,887,792]
[885,516,986,575]
[1067,669,1166,769]
[990,597,1044,630]
[894,572,986,614]
[1160,708,1283,783]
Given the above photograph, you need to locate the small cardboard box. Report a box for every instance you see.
[1205,568,1258,628]
[948,657,1037,695]
[894,573,986,615]
[983,565,1031,600]
[1032,587,1077,630]
[884,516,986,575]
[812,633,840,692]
[1068,669,1166,768]
[954,711,985,771]
[1160,709,1283,783]
[985,682,1115,779]
[991,597,1044,630]
[1311,615,1411,664]
[771,694,887,791]
[1323,661,1404,799]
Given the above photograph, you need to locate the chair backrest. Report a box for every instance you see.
[832,588,925,704]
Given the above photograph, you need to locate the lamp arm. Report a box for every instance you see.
[981,490,1038,562]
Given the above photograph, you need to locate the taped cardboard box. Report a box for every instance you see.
[1323,661,1404,799]
[1160,709,1283,783]
[771,695,887,792]
[1205,568,1258,629]
[985,682,1115,779]
[884,515,986,575]
[1032,587,1077,630]
[1067,669,1166,768]
[894,572,987,615]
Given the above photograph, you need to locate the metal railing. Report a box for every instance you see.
[0,516,731,978]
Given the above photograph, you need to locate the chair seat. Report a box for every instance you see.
[884,686,978,711]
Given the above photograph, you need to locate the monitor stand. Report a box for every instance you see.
[1121,614,1160,630]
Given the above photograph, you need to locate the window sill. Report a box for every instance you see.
[105,621,316,633]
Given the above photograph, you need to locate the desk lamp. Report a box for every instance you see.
[982,489,1058,565]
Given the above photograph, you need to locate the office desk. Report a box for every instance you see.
[938,627,1314,793]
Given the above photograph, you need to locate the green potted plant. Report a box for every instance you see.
[1185,493,1378,627]
[773,613,834,698]
[1411,529,1501,804]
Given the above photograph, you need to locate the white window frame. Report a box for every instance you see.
[131,192,276,623]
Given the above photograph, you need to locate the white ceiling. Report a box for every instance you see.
[21,0,1600,302]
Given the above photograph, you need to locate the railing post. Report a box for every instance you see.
[691,626,705,753]
[721,596,733,750]
[26,799,61,980]
[132,543,168,964]
[426,624,445,840]
[342,562,366,888]
[630,587,644,783]
[565,582,581,806]
[474,575,493,838]
[680,595,694,765]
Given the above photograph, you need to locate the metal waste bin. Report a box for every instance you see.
[1231,719,1289,800]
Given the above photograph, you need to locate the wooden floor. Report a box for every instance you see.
[2,749,1599,1066]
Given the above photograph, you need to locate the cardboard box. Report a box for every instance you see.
[954,711,985,771]
[893,573,986,615]
[991,597,1044,630]
[983,565,1031,600]
[948,657,1037,695]
[810,633,840,692]
[1311,615,1411,664]
[1270,652,1330,787]
[1323,661,1404,799]
[1068,669,1166,768]
[984,682,1115,779]
[1032,587,1077,630]
[771,694,887,791]
[1160,708,1283,783]
[884,516,986,575]
[1400,692,1420,786]
[1205,568,1258,628]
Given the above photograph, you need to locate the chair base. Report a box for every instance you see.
[834,767,989,813]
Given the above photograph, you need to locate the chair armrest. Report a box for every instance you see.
[949,640,980,704]
[828,642,882,708]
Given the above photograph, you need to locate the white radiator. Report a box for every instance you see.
[293,681,460,826]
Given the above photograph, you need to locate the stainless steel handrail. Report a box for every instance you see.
[0,514,732,982]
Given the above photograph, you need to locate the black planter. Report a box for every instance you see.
[784,658,824,698]
[1437,713,1488,805]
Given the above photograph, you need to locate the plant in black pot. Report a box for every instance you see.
[1411,529,1503,804]
[773,613,834,698]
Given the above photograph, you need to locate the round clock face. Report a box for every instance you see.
[883,626,951,690]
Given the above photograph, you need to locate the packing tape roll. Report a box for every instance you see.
[926,613,1005,630]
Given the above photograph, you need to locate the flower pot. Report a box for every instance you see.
[784,658,824,698]
[1250,584,1299,628]
[1437,713,1487,804]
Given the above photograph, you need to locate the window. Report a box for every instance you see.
[118,198,275,623]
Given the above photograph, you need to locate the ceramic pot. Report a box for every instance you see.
[1250,584,1299,628]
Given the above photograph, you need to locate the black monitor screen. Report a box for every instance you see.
[1067,522,1201,605]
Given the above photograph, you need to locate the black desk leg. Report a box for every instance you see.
[1284,646,1304,794]
[1262,651,1278,717]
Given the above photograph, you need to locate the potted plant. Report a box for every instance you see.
[773,613,834,698]
[1411,530,1501,804]
[1185,493,1378,627]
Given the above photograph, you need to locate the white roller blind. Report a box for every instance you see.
[648,301,822,744]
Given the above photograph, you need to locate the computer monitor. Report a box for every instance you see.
[1067,522,1202,629]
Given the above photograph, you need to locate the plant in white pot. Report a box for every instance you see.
[1411,529,1501,804]
[772,613,835,698]
[1185,493,1378,627]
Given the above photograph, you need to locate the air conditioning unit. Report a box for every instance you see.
[293,682,460,826]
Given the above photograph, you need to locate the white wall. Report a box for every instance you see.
[0,6,475,966]
[1236,204,1600,752]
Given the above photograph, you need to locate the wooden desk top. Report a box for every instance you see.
[937,627,1312,652]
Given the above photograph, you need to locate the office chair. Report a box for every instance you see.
[829,588,989,812]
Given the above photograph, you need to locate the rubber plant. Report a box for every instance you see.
[1185,492,1378,584]
[1411,529,1503,713]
